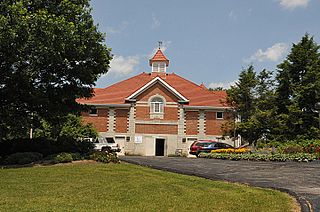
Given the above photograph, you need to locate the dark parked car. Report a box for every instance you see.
[189,140,233,157]
[189,140,216,157]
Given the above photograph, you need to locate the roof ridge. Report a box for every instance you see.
[170,73,208,90]
[100,72,147,90]
[169,73,227,96]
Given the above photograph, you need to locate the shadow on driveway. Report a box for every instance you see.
[120,156,320,212]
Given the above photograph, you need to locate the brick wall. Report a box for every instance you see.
[164,107,178,120]
[185,111,198,135]
[135,124,178,134]
[136,82,178,102]
[205,111,223,135]
[115,109,128,133]
[136,106,178,121]
[135,106,149,120]
[82,108,108,132]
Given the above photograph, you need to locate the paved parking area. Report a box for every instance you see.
[120,156,320,212]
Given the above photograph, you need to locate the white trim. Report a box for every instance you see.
[184,106,230,110]
[135,120,178,125]
[125,77,189,102]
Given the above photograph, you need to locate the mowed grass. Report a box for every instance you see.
[0,162,297,212]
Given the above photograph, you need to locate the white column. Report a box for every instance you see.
[198,110,205,137]
[108,108,115,133]
[178,106,185,135]
[128,103,136,133]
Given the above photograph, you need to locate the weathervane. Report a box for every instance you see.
[158,41,162,49]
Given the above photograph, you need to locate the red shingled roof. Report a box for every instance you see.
[149,49,169,66]
[77,73,227,107]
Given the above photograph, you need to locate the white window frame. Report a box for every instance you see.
[151,98,164,113]
[149,95,165,119]
[152,62,166,73]
[216,111,223,119]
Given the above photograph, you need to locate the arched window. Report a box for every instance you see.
[150,97,164,113]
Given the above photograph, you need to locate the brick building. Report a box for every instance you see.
[78,48,233,156]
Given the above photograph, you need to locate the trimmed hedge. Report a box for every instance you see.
[0,137,94,157]
[4,152,43,165]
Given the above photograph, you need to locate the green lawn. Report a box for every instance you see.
[0,162,297,211]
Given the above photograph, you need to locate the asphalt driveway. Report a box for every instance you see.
[120,156,320,212]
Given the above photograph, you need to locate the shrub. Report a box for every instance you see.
[90,151,119,163]
[0,138,94,157]
[278,145,303,154]
[206,152,318,162]
[4,152,43,165]
[55,153,73,163]
[71,153,83,161]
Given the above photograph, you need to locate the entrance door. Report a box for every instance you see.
[155,139,165,156]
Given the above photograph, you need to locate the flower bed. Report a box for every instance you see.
[203,152,319,162]
[211,147,251,154]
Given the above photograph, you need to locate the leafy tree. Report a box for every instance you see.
[0,0,112,139]
[34,114,98,139]
[275,34,320,139]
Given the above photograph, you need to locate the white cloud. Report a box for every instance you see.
[151,14,160,29]
[248,43,288,62]
[149,41,172,58]
[106,21,128,34]
[277,0,310,10]
[108,55,139,77]
[228,10,237,21]
[209,81,236,89]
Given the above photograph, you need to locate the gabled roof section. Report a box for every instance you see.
[149,49,169,66]
[126,76,189,102]
[77,73,228,108]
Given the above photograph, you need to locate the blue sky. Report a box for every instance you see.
[90,0,320,88]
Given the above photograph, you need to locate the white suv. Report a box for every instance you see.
[94,137,120,153]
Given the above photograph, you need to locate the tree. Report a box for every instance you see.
[275,34,320,139]
[225,66,276,145]
[209,87,225,91]
[225,65,258,145]
[0,0,112,139]
[34,114,98,139]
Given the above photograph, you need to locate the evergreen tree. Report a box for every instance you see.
[226,65,258,144]
[225,66,276,145]
[275,34,320,139]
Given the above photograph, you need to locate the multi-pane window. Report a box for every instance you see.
[150,97,164,113]
[152,62,166,72]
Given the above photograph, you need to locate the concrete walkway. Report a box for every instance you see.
[120,156,320,212]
